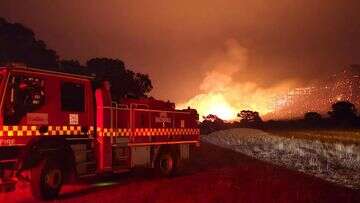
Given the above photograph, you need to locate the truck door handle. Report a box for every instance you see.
[81,126,89,134]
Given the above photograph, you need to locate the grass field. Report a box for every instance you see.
[266,129,360,144]
[202,128,360,189]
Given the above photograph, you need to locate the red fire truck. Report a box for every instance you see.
[0,64,200,199]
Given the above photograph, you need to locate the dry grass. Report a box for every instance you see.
[202,128,360,189]
[266,129,360,144]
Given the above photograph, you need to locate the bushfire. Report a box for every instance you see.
[178,40,294,121]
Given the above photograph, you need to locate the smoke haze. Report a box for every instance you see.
[180,40,297,120]
[0,0,359,118]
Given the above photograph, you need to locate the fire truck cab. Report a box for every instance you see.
[0,65,200,199]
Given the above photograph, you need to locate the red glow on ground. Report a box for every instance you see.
[1,143,359,203]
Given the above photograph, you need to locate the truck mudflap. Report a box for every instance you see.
[0,179,16,192]
[0,159,19,193]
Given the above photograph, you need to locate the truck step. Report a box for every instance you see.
[112,168,130,174]
[0,180,16,193]
[76,161,97,175]
[78,173,97,179]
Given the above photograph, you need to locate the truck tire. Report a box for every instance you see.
[30,159,63,200]
[156,152,176,177]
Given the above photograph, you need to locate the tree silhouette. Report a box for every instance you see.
[328,101,357,124]
[86,58,152,101]
[200,114,226,134]
[87,58,125,79]
[237,110,262,126]
[132,72,152,97]
[59,59,88,74]
[0,18,58,69]
[0,18,153,101]
[203,114,224,123]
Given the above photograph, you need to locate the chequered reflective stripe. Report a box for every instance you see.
[48,125,83,135]
[0,126,200,137]
[96,128,200,137]
[100,128,132,137]
[0,125,83,136]
[133,128,200,136]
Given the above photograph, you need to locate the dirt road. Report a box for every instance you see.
[1,143,359,203]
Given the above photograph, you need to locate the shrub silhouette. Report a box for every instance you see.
[304,112,322,122]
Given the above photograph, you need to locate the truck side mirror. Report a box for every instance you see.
[18,79,44,109]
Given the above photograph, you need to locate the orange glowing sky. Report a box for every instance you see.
[0,1,359,119]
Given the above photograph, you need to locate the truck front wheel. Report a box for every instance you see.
[30,159,63,200]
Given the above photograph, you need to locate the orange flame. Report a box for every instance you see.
[178,40,295,121]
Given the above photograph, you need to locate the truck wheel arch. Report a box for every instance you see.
[17,137,76,182]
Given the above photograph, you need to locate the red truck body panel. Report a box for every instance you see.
[0,65,200,195]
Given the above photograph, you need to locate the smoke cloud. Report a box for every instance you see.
[180,39,296,120]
